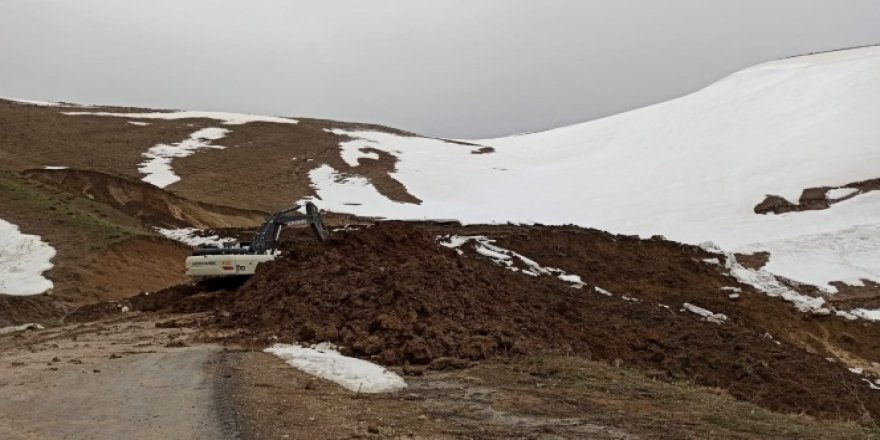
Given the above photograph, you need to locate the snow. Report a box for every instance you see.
[265,343,407,393]
[42,166,68,170]
[127,121,151,126]
[0,219,55,295]
[594,287,613,297]
[0,323,44,335]
[439,235,586,288]
[1,97,61,107]
[140,127,229,188]
[297,47,880,292]
[63,110,298,125]
[155,227,236,247]
[839,308,880,322]
[331,129,382,166]
[826,188,860,200]
[701,241,830,314]
[864,379,880,391]
[739,223,880,293]
[682,303,728,324]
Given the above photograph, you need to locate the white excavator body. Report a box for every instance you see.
[185,253,276,277]
[184,202,329,278]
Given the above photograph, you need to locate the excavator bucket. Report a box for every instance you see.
[305,202,330,241]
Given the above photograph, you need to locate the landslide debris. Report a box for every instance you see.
[65,279,241,323]
[218,222,880,421]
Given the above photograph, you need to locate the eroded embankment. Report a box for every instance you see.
[25,168,266,229]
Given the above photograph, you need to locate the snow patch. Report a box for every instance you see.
[826,188,860,200]
[594,287,613,297]
[0,219,55,296]
[330,129,384,166]
[1,97,61,107]
[701,241,830,314]
[837,308,880,322]
[155,228,236,247]
[63,110,298,125]
[739,223,880,293]
[140,127,229,188]
[439,235,586,288]
[864,379,880,391]
[127,121,151,126]
[0,323,44,335]
[42,166,68,170]
[682,303,728,324]
[265,343,407,393]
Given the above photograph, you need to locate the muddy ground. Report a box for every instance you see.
[2,313,875,440]
[5,221,880,438]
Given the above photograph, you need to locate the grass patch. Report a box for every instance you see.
[0,172,144,242]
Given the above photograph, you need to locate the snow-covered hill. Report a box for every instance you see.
[304,46,880,292]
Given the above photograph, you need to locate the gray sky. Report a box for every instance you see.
[1,1,879,138]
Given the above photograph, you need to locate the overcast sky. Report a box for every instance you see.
[1,1,879,138]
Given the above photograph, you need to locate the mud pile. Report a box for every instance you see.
[487,226,880,363]
[65,280,239,323]
[226,222,588,365]
[223,222,880,420]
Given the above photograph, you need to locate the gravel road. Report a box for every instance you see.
[0,316,229,440]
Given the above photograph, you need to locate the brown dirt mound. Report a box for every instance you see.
[64,279,242,323]
[222,222,880,421]
[482,226,880,370]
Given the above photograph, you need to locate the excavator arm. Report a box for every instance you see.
[249,202,329,254]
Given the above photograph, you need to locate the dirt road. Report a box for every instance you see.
[0,312,874,440]
[0,315,231,440]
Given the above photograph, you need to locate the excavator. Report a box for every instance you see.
[185,202,329,277]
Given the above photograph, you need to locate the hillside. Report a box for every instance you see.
[4,47,880,438]
[296,46,880,296]
[3,46,880,308]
